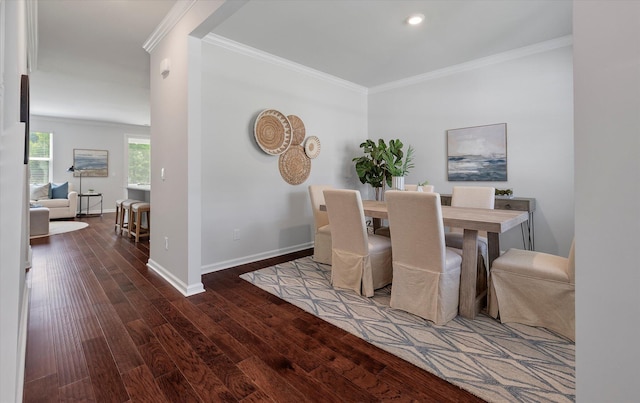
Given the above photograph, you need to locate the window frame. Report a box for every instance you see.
[28,131,53,185]
[123,133,151,188]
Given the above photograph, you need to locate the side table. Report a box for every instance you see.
[78,193,103,217]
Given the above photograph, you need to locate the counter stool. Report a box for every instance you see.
[130,202,150,243]
[114,199,125,233]
[119,199,141,236]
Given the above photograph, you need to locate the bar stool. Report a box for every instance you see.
[114,199,125,233]
[130,202,150,243]
[119,199,141,236]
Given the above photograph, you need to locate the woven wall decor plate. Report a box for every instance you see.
[304,136,321,159]
[279,145,311,185]
[287,115,306,145]
[254,109,293,155]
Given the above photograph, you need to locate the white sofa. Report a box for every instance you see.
[30,182,78,219]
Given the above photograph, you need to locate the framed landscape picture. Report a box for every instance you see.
[447,123,507,181]
[73,149,108,177]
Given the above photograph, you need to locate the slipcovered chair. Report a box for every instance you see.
[323,189,392,297]
[308,185,333,265]
[488,241,575,341]
[404,184,435,192]
[376,185,435,237]
[386,191,462,325]
[445,186,495,294]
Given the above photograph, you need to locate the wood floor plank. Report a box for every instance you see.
[25,213,484,402]
[122,365,169,403]
[81,336,130,403]
[23,373,59,403]
[237,356,310,403]
[153,323,237,401]
[58,377,96,402]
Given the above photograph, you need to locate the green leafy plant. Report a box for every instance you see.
[495,188,513,196]
[352,139,389,189]
[382,140,415,178]
[418,180,429,186]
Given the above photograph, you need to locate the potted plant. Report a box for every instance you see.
[417,180,429,192]
[353,139,389,200]
[382,140,415,190]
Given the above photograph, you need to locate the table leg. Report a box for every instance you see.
[459,229,479,319]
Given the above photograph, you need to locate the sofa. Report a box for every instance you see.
[29,182,78,219]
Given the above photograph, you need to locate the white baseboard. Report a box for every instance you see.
[16,283,30,403]
[147,259,204,296]
[201,242,313,274]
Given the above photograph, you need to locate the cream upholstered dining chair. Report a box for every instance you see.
[445,186,495,293]
[386,191,462,325]
[308,185,333,265]
[375,184,436,238]
[488,240,575,341]
[323,189,393,297]
[404,184,435,192]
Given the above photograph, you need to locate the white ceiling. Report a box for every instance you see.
[30,0,572,126]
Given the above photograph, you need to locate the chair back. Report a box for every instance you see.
[568,239,576,284]
[404,184,435,192]
[451,186,495,209]
[450,186,495,236]
[386,190,446,273]
[323,189,368,255]
[308,185,332,229]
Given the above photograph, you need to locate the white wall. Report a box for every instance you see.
[574,1,640,400]
[0,0,29,401]
[30,116,150,213]
[369,43,574,256]
[200,38,367,271]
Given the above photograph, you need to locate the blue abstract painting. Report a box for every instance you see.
[447,123,507,181]
[73,149,108,177]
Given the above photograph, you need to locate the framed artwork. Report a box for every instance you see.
[21,75,30,164]
[73,149,108,177]
[447,123,507,181]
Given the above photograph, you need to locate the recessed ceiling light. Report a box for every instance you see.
[406,13,425,26]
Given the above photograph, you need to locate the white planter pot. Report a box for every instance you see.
[392,176,405,191]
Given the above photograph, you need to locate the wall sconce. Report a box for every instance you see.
[160,58,171,77]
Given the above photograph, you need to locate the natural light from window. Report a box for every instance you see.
[29,131,53,185]
[126,135,150,186]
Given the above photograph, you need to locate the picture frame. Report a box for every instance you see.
[447,123,507,181]
[73,149,108,177]
[21,75,30,164]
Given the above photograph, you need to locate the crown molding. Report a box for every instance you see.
[143,0,197,53]
[369,35,573,94]
[203,33,368,95]
[26,0,38,71]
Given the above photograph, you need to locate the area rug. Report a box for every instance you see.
[240,257,575,402]
[30,221,89,239]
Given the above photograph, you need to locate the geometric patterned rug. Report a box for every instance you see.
[240,257,575,402]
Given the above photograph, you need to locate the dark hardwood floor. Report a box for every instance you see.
[24,213,483,402]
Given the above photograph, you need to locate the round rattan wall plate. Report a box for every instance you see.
[254,109,293,155]
[304,136,321,159]
[287,115,306,146]
[278,145,311,185]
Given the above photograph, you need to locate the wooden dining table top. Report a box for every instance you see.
[358,200,529,234]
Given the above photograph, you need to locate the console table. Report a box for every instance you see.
[78,193,103,217]
[440,194,536,250]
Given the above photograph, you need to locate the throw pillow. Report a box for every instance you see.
[51,182,69,199]
[29,183,51,201]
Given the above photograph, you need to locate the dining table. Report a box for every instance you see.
[321,199,529,319]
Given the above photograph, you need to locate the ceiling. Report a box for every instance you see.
[30,0,572,126]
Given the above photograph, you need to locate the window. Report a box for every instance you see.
[29,131,53,184]
[126,135,150,186]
